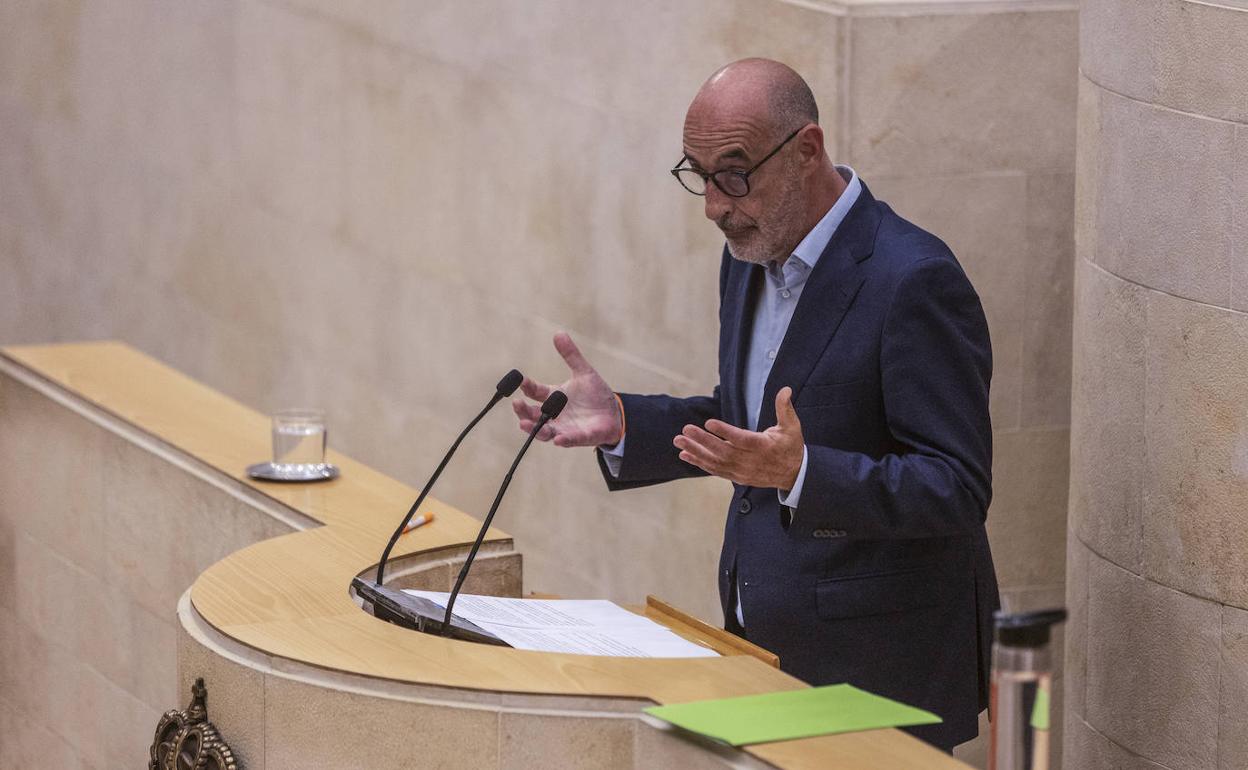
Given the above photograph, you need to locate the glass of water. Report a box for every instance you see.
[271,408,327,470]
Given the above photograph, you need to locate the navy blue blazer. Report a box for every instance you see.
[597,182,999,748]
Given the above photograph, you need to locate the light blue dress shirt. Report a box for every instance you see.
[743,166,861,513]
[604,166,862,625]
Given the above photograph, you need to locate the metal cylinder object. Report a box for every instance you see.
[989,608,1067,770]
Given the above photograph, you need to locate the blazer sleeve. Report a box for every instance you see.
[791,255,994,538]
[595,390,722,490]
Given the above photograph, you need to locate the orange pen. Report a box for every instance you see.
[400,512,435,535]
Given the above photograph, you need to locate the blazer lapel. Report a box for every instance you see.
[756,185,882,431]
[722,258,763,429]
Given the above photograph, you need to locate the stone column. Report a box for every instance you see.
[1065,1,1248,768]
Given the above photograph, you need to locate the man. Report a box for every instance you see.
[512,58,998,751]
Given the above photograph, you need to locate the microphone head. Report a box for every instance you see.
[540,391,568,419]
[496,369,523,397]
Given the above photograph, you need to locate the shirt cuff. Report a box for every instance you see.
[600,436,626,478]
[777,445,809,511]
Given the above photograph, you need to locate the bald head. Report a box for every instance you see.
[690,58,818,139]
[679,58,843,266]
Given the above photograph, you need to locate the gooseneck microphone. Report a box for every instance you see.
[374,369,523,586]
[441,390,567,635]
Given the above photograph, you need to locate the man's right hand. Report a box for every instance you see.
[512,332,624,448]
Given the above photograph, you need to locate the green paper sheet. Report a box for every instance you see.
[1030,686,1051,731]
[643,683,942,747]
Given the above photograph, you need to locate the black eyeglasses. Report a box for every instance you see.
[670,126,804,198]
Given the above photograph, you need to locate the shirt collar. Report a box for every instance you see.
[788,165,861,272]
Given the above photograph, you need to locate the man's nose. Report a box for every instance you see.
[703,183,732,222]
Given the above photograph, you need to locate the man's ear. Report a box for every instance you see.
[797,124,825,166]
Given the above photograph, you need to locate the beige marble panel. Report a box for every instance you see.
[0,696,84,770]
[335,47,480,283]
[1064,712,1170,770]
[1063,534,1089,719]
[234,1,347,234]
[361,121,713,390]
[71,1,151,160]
[3,612,64,745]
[1233,125,1248,313]
[1070,4,1248,769]
[133,1,236,182]
[430,85,721,367]
[262,0,843,142]
[867,171,1028,431]
[1067,259,1146,572]
[78,577,180,710]
[0,603,17,715]
[264,674,501,768]
[1,607,156,768]
[1084,553,1221,770]
[1142,292,1248,606]
[1080,0,1248,124]
[1222,604,1248,770]
[0,500,14,611]
[0,176,19,339]
[986,428,1070,589]
[12,530,94,668]
[0,0,82,121]
[1090,86,1235,308]
[1049,656,1066,770]
[1073,76,1101,267]
[501,712,635,770]
[0,3,159,349]
[227,0,844,388]
[75,0,236,183]
[80,664,162,770]
[847,9,1077,177]
[1021,173,1076,428]
[0,376,108,577]
[23,145,194,353]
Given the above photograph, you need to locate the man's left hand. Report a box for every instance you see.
[673,387,804,490]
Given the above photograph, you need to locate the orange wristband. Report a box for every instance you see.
[613,392,627,444]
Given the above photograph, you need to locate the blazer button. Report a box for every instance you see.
[738,498,752,515]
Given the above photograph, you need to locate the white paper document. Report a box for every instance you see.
[402,590,719,658]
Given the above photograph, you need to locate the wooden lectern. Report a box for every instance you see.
[0,342,969,769]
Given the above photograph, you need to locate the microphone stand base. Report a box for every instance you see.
[351,577,509,647]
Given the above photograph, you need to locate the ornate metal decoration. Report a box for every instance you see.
[149,677,239,770]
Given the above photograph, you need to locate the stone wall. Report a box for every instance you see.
[0,359,304,767]
[1064,1,1248,768]
[0,1,1078,760]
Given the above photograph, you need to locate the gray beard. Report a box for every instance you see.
[724,229,797,266]
[723,234,778,264]
[722,171,806,265]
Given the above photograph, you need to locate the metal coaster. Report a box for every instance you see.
[246,461,340,483]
